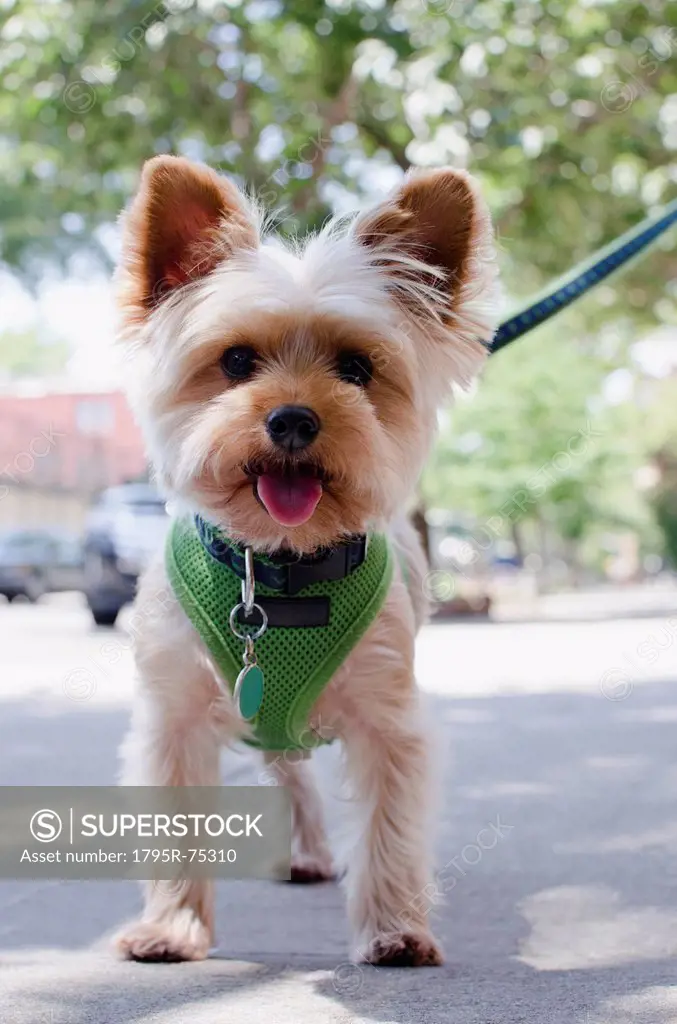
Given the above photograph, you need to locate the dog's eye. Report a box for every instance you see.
[220,345,258,381]
[337,352,373,387]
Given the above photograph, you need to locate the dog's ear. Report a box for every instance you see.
[353,168,495,331]
[117,155,258,320]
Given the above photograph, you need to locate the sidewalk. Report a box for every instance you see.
[1,602,677,1022]
[494,579,677,622]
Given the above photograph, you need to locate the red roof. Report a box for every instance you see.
[0,390,147,491]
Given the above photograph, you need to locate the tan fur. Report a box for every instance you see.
[112,157,499,966]
[264,752,335,883]
[117,155,258,323]
[355,169,478,320]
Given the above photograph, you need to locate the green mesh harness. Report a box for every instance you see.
[166,516,393,751]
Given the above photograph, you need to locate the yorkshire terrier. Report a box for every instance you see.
[113,155,498,966]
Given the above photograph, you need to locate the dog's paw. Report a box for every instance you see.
[288,851,335,884]
[114,911,210,963]
[358,931,444,967]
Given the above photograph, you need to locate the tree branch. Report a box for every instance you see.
[357,115,411,171]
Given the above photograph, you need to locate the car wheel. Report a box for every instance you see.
[84,551,108,588]
[91,607,119,627]
[24,573,46,603]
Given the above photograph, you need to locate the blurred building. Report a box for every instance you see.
[0,389,146,531]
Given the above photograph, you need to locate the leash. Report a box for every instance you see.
[490,196,677,354]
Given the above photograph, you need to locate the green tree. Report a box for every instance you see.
[1,0,676,335]
[3,0,674,566]
[422,320,649,563]
[0,327,69,378]
[641,374,677,567]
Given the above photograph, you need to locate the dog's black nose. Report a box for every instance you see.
[266,405,320,452]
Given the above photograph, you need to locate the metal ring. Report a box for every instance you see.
[229,602,268,641]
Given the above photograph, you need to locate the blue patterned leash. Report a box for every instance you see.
[490,197,677,354]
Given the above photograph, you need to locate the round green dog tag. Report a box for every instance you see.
[235,664,264,720]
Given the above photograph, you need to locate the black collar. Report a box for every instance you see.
[195,516,368,597]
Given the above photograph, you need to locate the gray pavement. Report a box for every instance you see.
[1,593,677,1023]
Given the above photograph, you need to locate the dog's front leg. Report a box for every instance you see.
[114,662,225,962]
[341,684,443,967]
[263,752,335,883]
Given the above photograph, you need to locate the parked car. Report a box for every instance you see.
[83,483,169,626]
[426,510,494,618]
[0,529,84,602]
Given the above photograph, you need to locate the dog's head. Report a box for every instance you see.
[116,156,498,553]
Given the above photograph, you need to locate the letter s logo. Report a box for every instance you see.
[30,809,63,843]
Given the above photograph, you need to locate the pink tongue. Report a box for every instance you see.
[257,474,323,527]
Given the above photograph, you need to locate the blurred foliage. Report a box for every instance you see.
[654,480,677,566]
[643,376,677,566]
[3,0,677,568]
[423,321,654,557]
[0,327,69,377]
[1,0,677,331]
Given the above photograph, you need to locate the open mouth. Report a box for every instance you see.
[245,462,325,528]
